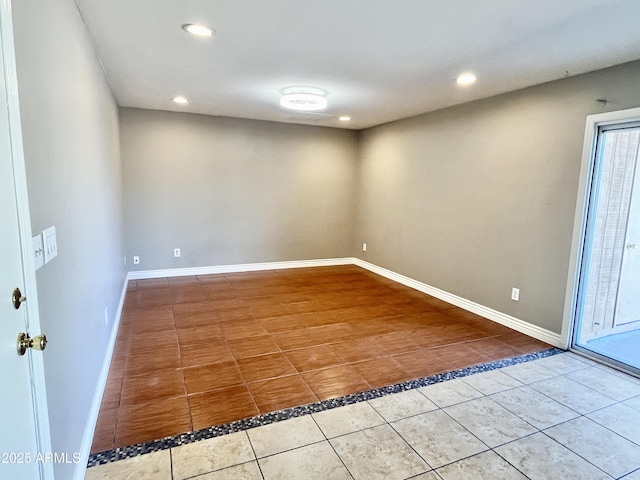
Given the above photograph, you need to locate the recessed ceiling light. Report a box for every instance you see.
[172,96,189,105]
[181,23,214,37]
[339,116,351,122]
[280,87,328,112]
[456,73,477,86]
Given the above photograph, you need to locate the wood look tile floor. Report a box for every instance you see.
[91,265,550,453]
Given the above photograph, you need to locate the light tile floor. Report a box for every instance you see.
[85,352,640,480]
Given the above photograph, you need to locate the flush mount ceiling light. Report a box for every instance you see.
[181,23,214,37]
[456,73,477,85]
[280,87,328,111]
[172,96,189,105]
[339,116,351,122]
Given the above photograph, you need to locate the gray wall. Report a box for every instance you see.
[356,60,640,334]
[13,0,124,477]
[120,108,359,270]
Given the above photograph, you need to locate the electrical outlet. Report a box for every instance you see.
[133,255,140,265]
[174,248,181,258]
[511,287,520,301]
[362,243,367,252]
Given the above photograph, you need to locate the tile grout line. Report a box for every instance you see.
[171,310,196,435]
[243,431,266,480]
[324,431,357,480]
[169,448,174,480]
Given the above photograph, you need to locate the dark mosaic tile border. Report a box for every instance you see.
[87,347,564,467]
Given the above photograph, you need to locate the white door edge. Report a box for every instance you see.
[561,106,640,349]
[1,0,54,477]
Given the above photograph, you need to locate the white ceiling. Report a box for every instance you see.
[74,0,640,130]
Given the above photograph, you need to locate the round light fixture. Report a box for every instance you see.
[456,73,477,86]
[280,87,328,111]
[172,96,189,105]
[280,94,327,111]
[339,116,351,122]
[181,23,214,37]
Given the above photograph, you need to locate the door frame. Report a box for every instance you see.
[1,0,54,476]
[562,106,640,374]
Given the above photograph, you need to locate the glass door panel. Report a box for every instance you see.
[572,125,640,373]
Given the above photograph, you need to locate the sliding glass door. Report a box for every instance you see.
[572,120,640,374]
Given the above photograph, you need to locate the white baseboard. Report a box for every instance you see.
[127,257,355,280]
[353,258,563,348]
[74,276,129,480]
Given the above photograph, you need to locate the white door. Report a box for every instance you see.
[0,1,53,478]
[615,145,640,326]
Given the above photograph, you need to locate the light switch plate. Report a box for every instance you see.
[32,234,44,270]
[43,226,58,264]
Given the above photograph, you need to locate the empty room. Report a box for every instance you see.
[2,1,640,479]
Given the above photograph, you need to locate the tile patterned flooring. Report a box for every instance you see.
[91,265,549,454]
[85,352,640,479]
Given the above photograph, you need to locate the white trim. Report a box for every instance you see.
[73,277,128,480]
[127,257,354,280]
[1,1,54,477]
[561,107,640,349]
[354,259,563,348]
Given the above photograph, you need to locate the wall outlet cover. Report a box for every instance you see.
[511,287,520,301]
[133,256,140,265]
[174,248,181,257]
